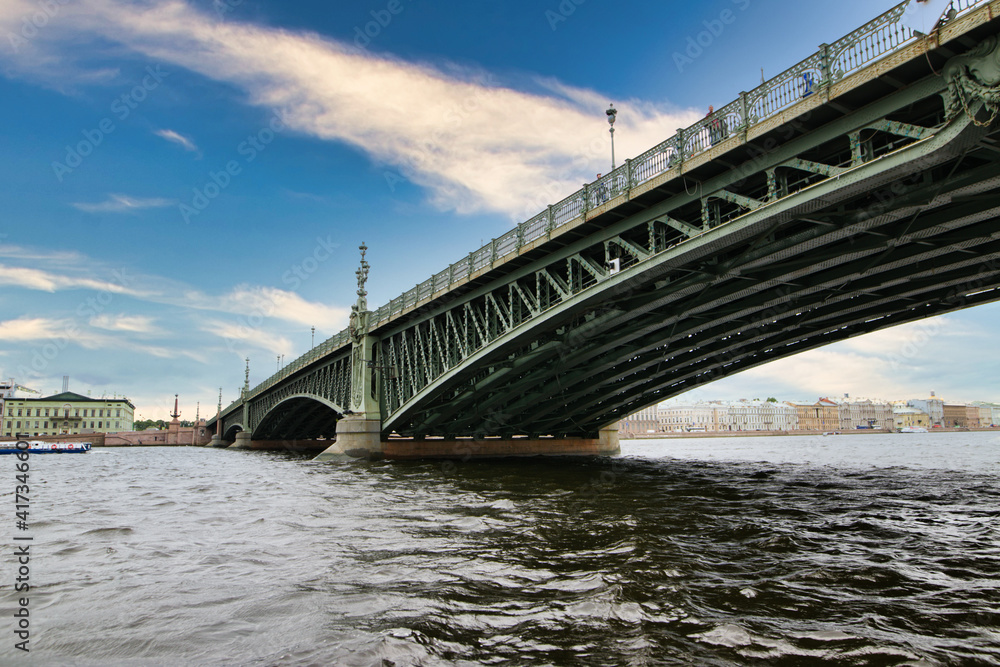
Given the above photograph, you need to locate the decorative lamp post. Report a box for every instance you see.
[606,104,617,170]
[311,326,315,348]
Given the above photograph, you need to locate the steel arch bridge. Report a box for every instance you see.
[209,0,1000,456]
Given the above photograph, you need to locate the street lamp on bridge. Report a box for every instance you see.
[606,103,617,170]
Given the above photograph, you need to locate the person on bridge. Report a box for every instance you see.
[596,174,609,203]
[707,105,726,146]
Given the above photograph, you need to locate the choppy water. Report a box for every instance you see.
[2,432,998,665]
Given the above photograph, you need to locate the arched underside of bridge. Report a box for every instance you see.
[250,394,344,441]
[222,424,244,442]
[381,82,1000,439]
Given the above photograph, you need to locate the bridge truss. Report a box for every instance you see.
[211,2,1000,444]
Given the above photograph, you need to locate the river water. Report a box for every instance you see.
[2,432,998,666]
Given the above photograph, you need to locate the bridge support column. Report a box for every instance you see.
[380,424,621,459]
[208,434,226,448]
[315,243,385,462]
[313,416,383,461]
[599,423,621,455]
[229,431,252,449]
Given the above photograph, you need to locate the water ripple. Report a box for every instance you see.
[2,436,998,664]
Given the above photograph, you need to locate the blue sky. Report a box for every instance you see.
[1,0,996,421]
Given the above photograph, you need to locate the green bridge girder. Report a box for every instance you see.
[210,1,1000,443]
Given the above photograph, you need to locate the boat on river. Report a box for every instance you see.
[899,426,929,433]
[0,441,92,454]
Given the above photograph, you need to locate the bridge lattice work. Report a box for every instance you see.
[211,0,1000,442]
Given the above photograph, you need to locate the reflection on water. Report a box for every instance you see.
[2,433,998,665]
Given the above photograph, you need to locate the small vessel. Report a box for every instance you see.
[0,441,92,454]
[899,426,928,433]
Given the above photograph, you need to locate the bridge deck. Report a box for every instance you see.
[211,0,1000,441]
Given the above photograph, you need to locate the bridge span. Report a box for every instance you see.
[208,0,1000,459]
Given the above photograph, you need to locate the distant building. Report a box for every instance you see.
[621,405,659,436]
[726,399,798,431]
[2,391,135,438]
[971,401,1000,426]
[942,403,968,427]
[964,405,981,428]
[658,402,727,432]
[0,380,41,426]
[828,395,893,430]
[907,393,945,426]
[892,407,930,430]
[786,398,839,431]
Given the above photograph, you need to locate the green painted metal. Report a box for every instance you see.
[208,1,1000,442]
[378,77,996,436]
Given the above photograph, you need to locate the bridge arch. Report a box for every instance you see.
[222,423,244,443]
[251,393,345,441]
[381,97,999,439]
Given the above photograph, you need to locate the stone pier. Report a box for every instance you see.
[229,431,252,449]
[312,424,620,461]
[313,416,384,461]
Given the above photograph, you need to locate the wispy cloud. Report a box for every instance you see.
[89,313,157,333]
[0,317,72,341]
[220,286,349,330]
[154,128,200,155]
[0,264,136,294]
[71,193,174,213]
[198,317,295,357]
[1,250,348,332]
[0,0,697,219]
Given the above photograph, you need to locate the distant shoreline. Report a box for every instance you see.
[621,427,997,439]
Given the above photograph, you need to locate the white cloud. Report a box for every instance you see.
[0,0,698,219]
[198,317,295,358]
[154,128,199,154]
[89,314,156,333]
[72,193,174,213]
[222,285,349,330]
[0,264,136,294]
[0,317,71,341]
[0,249,349,333]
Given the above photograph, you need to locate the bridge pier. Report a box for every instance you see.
[208,434,227,448]
[312,423,620,461]
[381,424,620,460]
[313,416,384,461]
[229,431,252,449]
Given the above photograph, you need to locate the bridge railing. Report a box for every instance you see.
[363,0,986,335]
[233,0,988,406]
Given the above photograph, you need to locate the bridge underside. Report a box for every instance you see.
[210,13,1000,452]
[251,396,342,441]
[383,95,1000,439]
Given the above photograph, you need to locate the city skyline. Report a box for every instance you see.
[2,0,998,419]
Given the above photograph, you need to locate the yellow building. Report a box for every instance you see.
[892,407,930,430]
[2,391,135,437]
[787,398,840,431]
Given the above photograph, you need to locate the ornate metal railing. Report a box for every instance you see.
[228,0,988,408]
[365,0,986,329]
